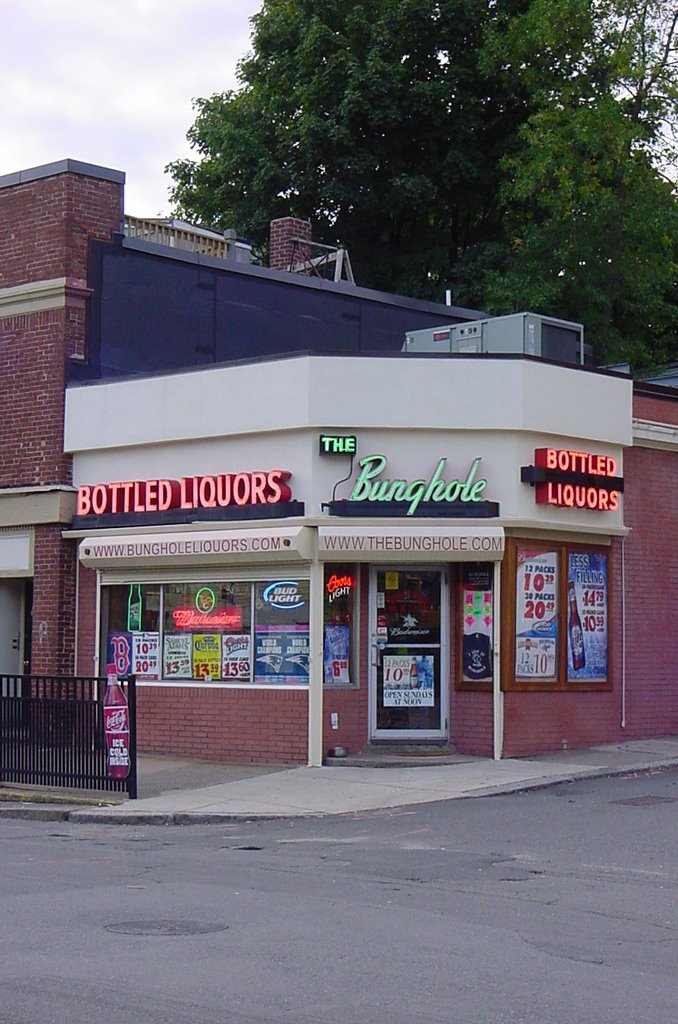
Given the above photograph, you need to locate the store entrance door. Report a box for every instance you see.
[369,567,448,740]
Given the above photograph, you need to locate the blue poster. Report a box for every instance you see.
[108,632,132,676]
[255,625,309,685]
[324,624,350,685]
[567,552,608,681]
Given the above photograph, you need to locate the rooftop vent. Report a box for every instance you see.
[403,312,589,366]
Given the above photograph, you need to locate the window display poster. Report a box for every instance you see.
[383,655,434,707]
[462,564,493,682]
[567,552,608,681]
[108,632,132,676]
[222,634,252,681]
[163,634,193,678]
[193,634,222,680]
[132,632,160,680]
[515,549,558,679]
[324,624,350,685]
[255,625,310,684]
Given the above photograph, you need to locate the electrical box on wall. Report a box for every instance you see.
[403,312,588,366]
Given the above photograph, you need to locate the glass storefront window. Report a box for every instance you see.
[254,580,310,685]
[323,565,356,686]
[102,578,309,686]
[106,584,161,680]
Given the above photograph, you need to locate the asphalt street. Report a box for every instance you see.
[0,766,676,1024]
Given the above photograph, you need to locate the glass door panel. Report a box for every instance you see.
[372,568,445,736]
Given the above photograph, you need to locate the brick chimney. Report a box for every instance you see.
[269,216,312,272]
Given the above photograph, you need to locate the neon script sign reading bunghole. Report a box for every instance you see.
[348,455,487,516]
[77,470,292,517]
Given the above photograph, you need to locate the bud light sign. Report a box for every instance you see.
[262,580,305,610]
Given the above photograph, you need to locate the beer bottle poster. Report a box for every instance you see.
[567,552,608,681]
[515,548,558,680]
[462,563,493,682]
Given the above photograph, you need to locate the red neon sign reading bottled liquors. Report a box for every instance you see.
[532,448,622,511]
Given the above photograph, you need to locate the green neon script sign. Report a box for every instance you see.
[349,455,487,516]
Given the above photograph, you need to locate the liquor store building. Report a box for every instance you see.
[64,352,678,764]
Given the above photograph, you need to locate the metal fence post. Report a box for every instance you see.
[126,674,138,800]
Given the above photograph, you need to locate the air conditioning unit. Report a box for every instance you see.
[403,312,587,365]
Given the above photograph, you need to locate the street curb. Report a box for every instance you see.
[0,758,676,825]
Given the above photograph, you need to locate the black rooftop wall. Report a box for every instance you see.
[72,234,484,380]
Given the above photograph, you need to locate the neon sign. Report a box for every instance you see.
[77,470,292,517]
[172,607,243,630]
[263,581,305,610]
[521,448,623,511]
[319,434,357,455]
[326,573,353,603]
[349,454,487,516]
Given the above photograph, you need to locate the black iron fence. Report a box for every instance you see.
[0,674,137,798]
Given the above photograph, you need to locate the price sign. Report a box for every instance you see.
[132,632,160,679]
[222,634,251,681]
[193,634,222,680]
[163,634,192,678]
[515,549,558,679]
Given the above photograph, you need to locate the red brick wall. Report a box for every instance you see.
[0,171,122,288]
[453,692,494,755]
[0,167,124,673]
[619,444,678,737]
[137,686,308,764]
[503,434,678,756]
[633,391,678,426]
[0,311,72,486]
[31,527,77,675]
[76,565,98,676]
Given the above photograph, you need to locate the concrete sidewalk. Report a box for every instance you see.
[1,737,678,824]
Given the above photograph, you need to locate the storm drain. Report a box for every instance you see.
[105,920,228,936]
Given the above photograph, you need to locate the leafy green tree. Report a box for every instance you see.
[168,0,678,368]
[167,0,530,300]
[482,0,678,367]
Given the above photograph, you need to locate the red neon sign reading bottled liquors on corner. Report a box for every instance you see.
[530,448,623,511]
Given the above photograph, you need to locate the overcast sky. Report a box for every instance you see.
[1,0,263,215]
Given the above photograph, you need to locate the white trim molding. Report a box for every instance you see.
[632,418,678,451]
[0,277,91,320]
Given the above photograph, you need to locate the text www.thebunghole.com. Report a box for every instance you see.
[321,534,503,552]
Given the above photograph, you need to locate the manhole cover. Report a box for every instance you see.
[105,920,228,936]
[611,795,678,806]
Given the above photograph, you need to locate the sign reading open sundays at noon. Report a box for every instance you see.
[382,654,434,707]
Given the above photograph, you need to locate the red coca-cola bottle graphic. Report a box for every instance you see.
[568,582,586,672]
[104,664,130,779]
